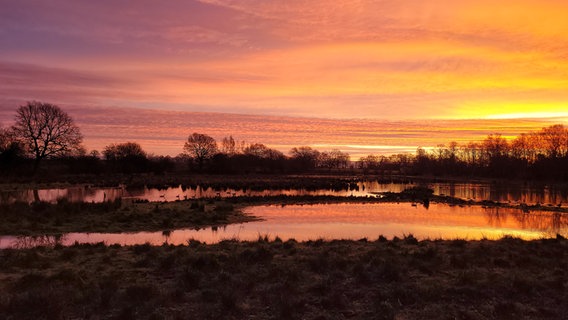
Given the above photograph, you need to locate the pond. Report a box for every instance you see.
[1,203,566,248]
[2,181,568,205]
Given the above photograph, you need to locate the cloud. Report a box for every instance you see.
[0,62,144,107]
[50,106,568,157]
[0,0,567,121]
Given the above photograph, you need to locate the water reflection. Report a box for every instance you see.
[126,182,410,202]
[6,234,67,249]
[2,181,568,206]
[431,183,568,206]
[0,186,126,204]
[1,203,565,248]
[0,182,410,204]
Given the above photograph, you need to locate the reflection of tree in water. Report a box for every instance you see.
[484,208,568,236]
[484,208,508,227]
[11,234,67,249]
[513,212,568,236]
[432,182,568,205]
[162,230,172,244]
[0,186,127,204]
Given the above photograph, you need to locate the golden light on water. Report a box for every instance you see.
[1,203,563,248]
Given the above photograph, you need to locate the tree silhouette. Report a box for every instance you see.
[319,149,350,169]
[183,133,218,169]
[360,154,381,172]
[13,101,83,172]
[103,142,147,160]
[103,142,148,173]
[244,143,284,160]
[289,146,320,170]
[0,126,24,171]
[539,124,567,158]
[221,135,237,155]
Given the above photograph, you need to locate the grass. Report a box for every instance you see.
[0,236,566,319]
[0,199,257,235]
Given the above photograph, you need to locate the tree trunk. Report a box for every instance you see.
[32,157,41,175]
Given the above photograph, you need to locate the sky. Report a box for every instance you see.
[1,0,567,156]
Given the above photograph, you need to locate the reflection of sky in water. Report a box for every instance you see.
[0,187,127,204]
[0,182,408,204]
[1,203,566,249]
[2,182,568,206]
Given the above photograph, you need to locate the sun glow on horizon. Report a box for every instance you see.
[485,112,568,120]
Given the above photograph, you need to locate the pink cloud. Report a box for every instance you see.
[1,0,567,125]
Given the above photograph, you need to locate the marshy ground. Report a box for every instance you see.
[0,199,255,235]
[0,236,566,319]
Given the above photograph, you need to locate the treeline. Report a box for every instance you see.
[0,102,351,176]
[0,133,352,176]
[2,101,568,180]
[359,124,568,180]
[411,124,568,179]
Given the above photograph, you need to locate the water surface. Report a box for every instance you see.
[1,203,565,248]
[3,181,568,205]
[0,182,408,204]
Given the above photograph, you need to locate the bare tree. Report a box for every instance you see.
[0,125,24,170]
[539,124,568,158]
[290,146,320,169]
[183,133,218,169]
[221,136,237,155]
[319,149,350,169]
[103,142,148,173]
[103,142,147,160]
[0,125,15,152]
[481,134,509,165]
[13,101,83,172]
[221,135,247,155]
[360,154,381,171]
[244,143,284,160]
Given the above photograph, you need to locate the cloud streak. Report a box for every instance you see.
[0,0,567,127]
[1,104,559,158]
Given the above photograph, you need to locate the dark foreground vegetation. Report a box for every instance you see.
[1,236,567,319]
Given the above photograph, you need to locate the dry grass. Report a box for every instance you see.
[0,236,566,319]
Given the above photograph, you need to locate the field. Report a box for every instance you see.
[1,236,567,319]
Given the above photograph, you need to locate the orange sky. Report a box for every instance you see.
[1,0,567,155]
